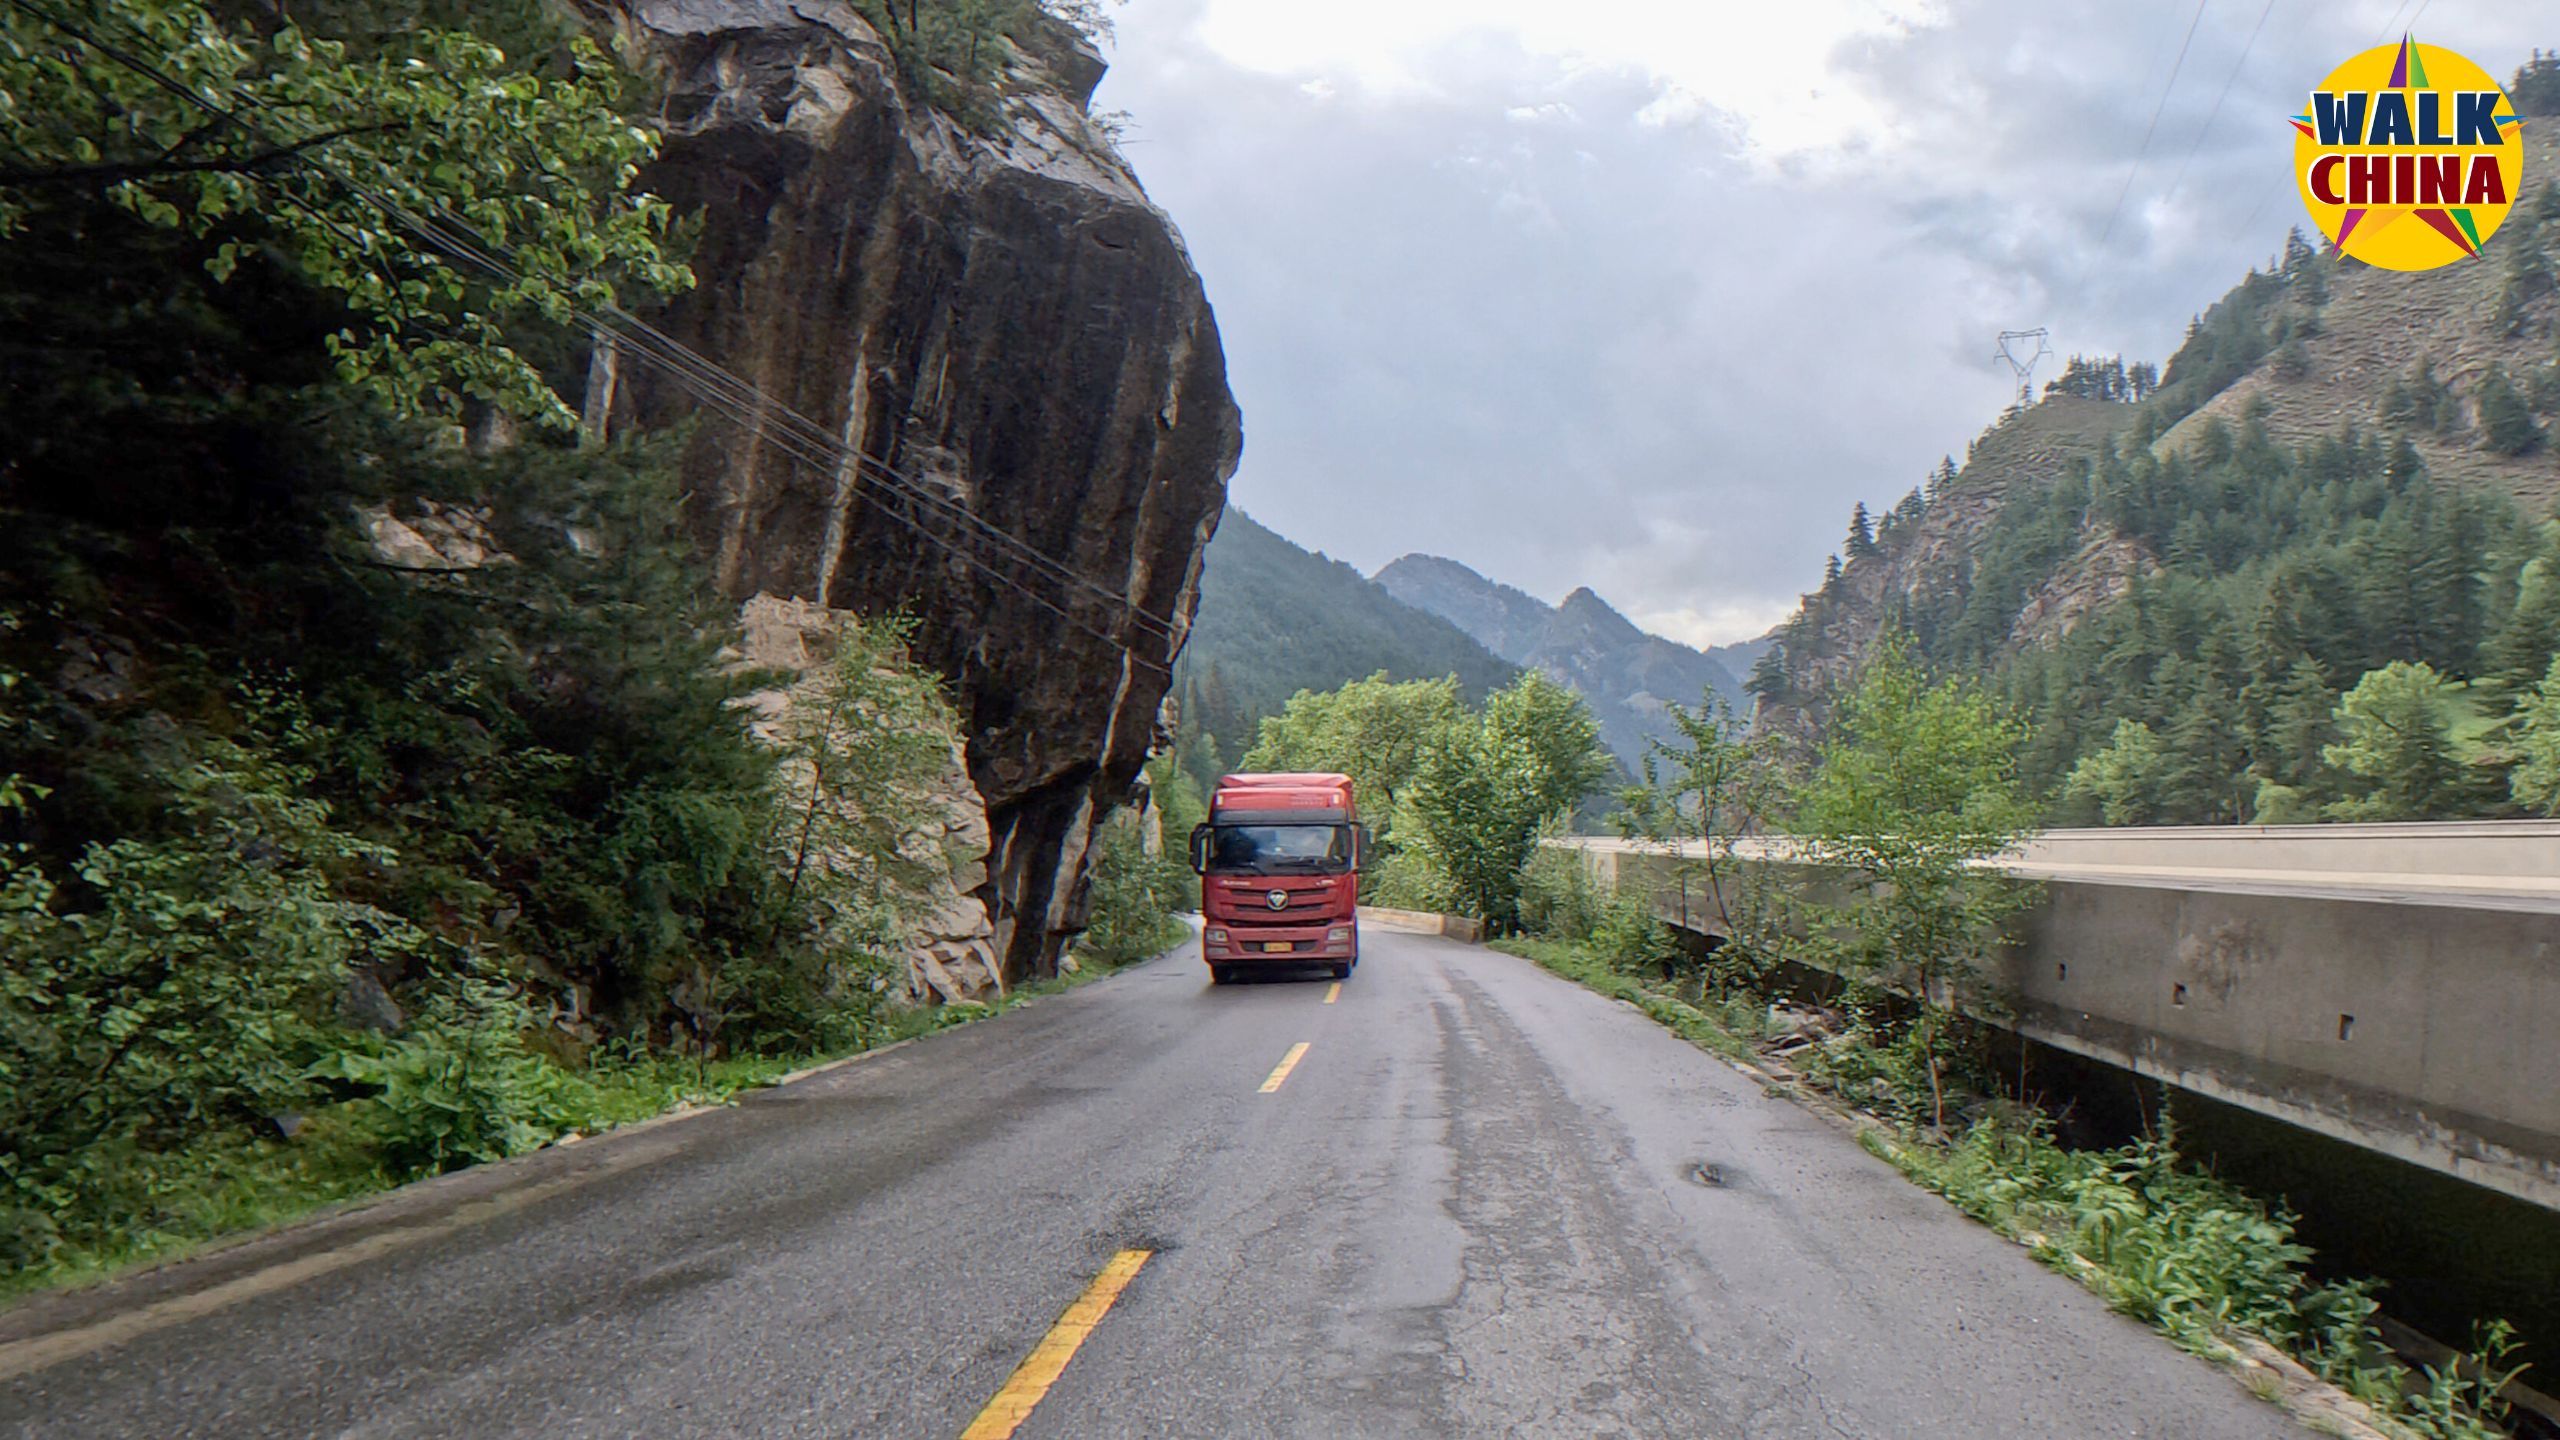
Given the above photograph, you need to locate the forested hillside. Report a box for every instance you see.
[1752,91,2560,825]
[1172,510,1517,768]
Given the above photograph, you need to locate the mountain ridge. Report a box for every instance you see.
[1373,553,1745,767]
[1174,511,1519,764]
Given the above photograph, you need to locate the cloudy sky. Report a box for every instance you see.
[1090,0,2547,647]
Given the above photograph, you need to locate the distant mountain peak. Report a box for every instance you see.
[1371,552,1741,768]
[1372,554,1554,665]
[1175,510,1518,758]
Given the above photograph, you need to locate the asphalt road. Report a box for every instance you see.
[1,927,2311,1439]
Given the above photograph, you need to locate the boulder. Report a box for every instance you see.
[602,0,1240,984]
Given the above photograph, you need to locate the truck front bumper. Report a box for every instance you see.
[1202,922,1357,965]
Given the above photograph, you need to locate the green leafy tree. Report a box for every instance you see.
[2322,662,2470,820]
[1616,690,1790,953]
[1074,809,1190,970]
[1409,673,1610,930]
[0,725,431,1267]
[1794,634,2040,1125]
[0,0,689,426]
[2063,719,2166,825]
[733,614,961,1048]
[2511,657,2560,816]
[1241,672,1465,833]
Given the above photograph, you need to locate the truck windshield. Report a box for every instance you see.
[1209,823,1350,874]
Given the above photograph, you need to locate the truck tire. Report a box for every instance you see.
[1210,964,1234,986]
[1329,961,1352,980]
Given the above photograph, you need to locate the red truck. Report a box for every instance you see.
[1187,771,1369,984]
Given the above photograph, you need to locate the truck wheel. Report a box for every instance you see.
[1210,965,1234,986]
[1329,962,1351,980]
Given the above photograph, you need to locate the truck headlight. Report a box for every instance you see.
[1205,928,1228,944]
[1327,927,1352,943]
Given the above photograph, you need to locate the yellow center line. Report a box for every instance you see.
[1258,1041,1312,1094]
[1323,982,1341,1004]
[959,1248,1152,1440]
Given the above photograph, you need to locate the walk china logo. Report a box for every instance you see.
[2292,35,2525,271]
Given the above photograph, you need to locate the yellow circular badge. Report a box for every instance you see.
[2291,36,2525,272]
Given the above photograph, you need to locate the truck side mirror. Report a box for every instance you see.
[1187,824,1211,875]
[1352,824,1373,867]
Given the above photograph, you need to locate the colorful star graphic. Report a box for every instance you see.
[2300,34,2515,261]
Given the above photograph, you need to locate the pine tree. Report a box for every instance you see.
[2514,657,2560,815]
[1744,646,1790,706]
[2282,227,2316,275]
[2477,364,2545,456]
[2488,536,2560,687]
[1847,503,1878,559]
[2384,434,2425,485]
[2514,49,2560,117]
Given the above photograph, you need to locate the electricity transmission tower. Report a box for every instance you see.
[1993,328,2053,404]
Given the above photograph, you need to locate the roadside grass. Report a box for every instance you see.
[1497,933,2525,1440]
[4,940,1172,1308]
[1492,936,1757,1061]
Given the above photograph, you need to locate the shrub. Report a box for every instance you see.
[1075,811,1189,969]
[1366,842,1456,913]
[1515,843,1603,941]
[1590,892,1681,978]
[312,980,590,1178]
[0,725,430,1269]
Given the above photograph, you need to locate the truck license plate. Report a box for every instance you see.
[1262,942,1293,953]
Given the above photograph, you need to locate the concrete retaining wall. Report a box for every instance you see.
[1359,907,1486,943]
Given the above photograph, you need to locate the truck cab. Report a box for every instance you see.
[1188,772,1367,984]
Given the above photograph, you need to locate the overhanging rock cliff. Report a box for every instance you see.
[602,0,1240,981]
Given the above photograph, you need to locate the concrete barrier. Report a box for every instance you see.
[1359,907,1486,943]
[1553,827,2560,1212]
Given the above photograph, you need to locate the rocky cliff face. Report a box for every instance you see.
[600,0,1240,980]
[1374,556,1743,767]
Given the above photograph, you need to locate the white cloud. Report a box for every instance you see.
[1635,602,1803,650]
[1183,0,1944,159]
[1093,0,2554,651]
[1504,101,1577,125]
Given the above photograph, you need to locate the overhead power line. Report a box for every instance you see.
[2220,0,2442,263]
[7,0,1187,675]
[2100,0,2214,249]
[2159,0,2282,213]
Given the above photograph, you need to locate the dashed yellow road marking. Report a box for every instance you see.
[1323,982,1342,1004]
[959,1249,1152,1440]
[1258,1041,1312,1094]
